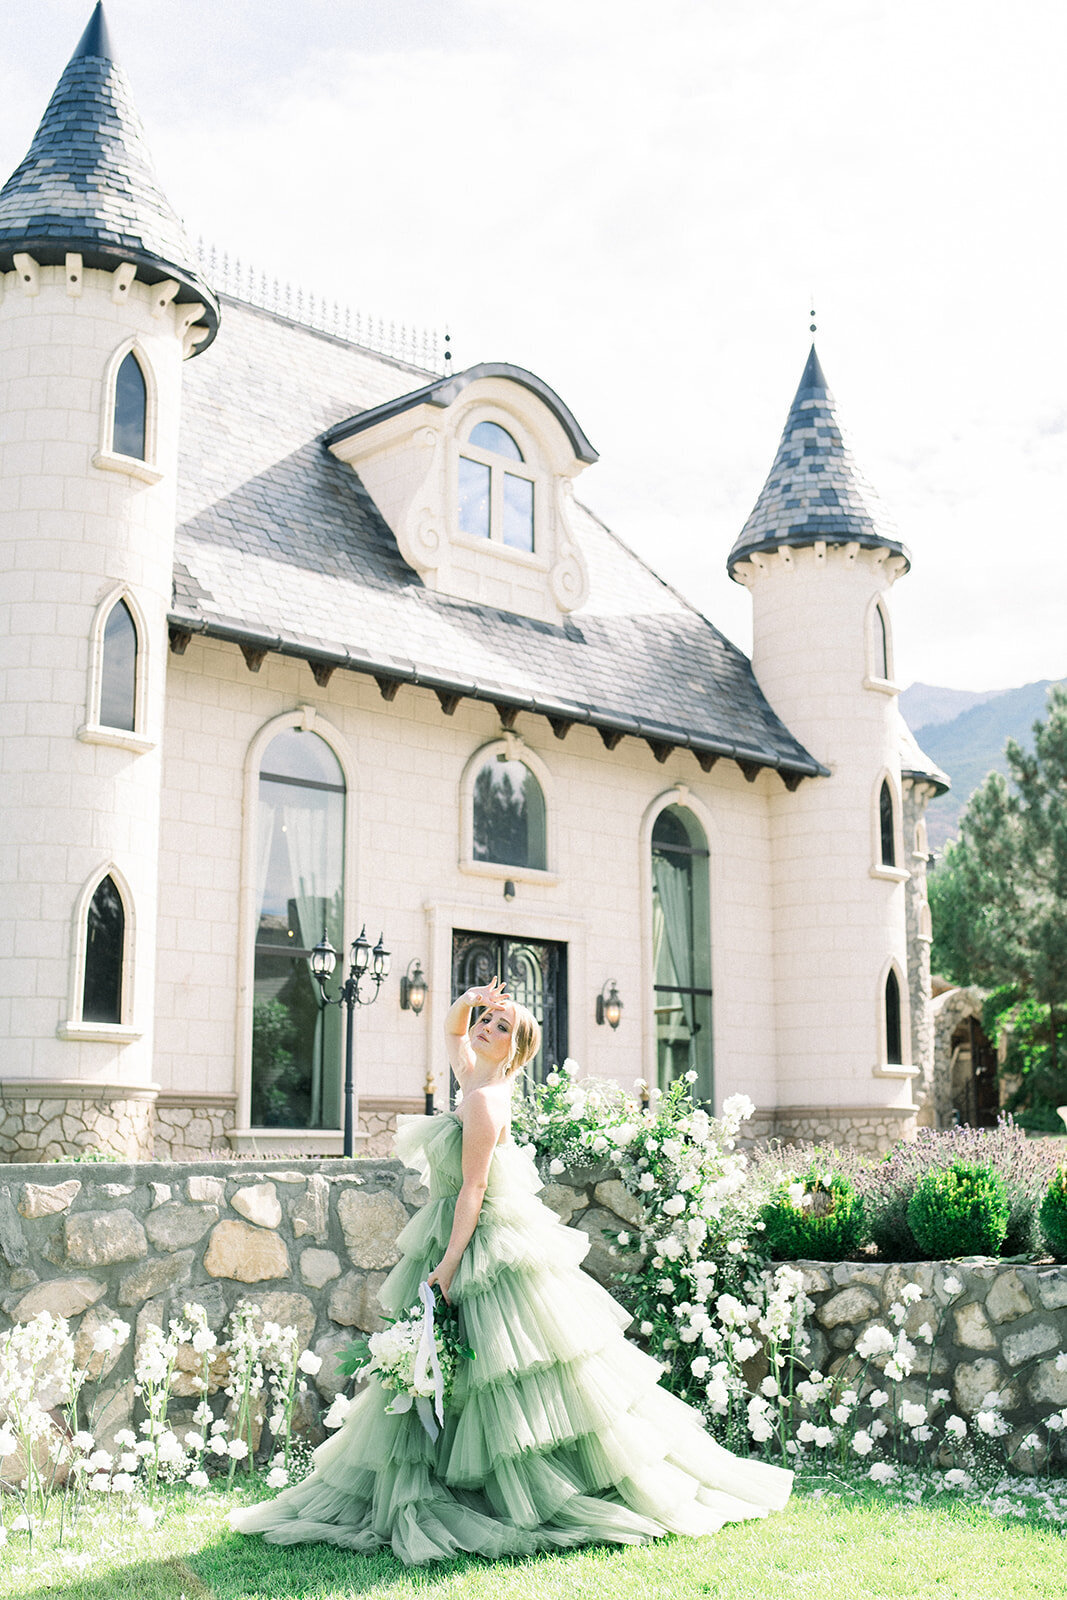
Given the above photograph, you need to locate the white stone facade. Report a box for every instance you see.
[733,543,919,1131]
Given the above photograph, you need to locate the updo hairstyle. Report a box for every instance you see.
[504,1002,541,1078]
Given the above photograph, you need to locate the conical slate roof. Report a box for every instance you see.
[0,3,218,349]
[727,346,909,576]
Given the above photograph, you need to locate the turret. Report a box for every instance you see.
[0,4,216,1159]
[729,348,923,1149]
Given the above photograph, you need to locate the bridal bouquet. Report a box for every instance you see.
[337,1283,474,1440]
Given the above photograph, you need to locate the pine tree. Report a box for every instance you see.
[929,684,1067,1113]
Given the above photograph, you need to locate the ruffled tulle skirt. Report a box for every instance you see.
[228,1115,792,1565]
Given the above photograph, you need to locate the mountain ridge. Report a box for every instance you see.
[900,678,1064,849]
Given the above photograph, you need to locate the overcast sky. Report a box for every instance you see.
[5,0,1066,692]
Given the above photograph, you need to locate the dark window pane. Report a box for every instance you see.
[468,421,523,460]
[458,456,491,538]
[652,806,713,1101]
[251,952,342,1128]
[472,758,546,868]
[875,605,889,678]
[879,780,896,866]
[885,969,902,1063]
[83,875,124,1023]
[113,352,147,460]
[99,599,136,731]
[503,473,534,551]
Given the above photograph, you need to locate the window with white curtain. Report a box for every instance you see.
[252,729,345,1129]
[651,805,713,1103]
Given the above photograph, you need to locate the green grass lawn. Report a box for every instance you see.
[2,1478,1064,1600]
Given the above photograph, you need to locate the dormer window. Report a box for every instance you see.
[458,421,535,552]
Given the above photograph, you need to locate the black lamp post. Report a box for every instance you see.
[310,924,390,1156]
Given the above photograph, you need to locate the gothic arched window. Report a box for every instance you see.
[879,779,896,868]
[458,420,535,552]
[472,756,546,869]
[112,352,148,461]
[99,598,137,732]
[874,602,890,679]
[82,875,125,1024]
[651,806,713,1102]
[885,968,903,1066]
[253,729,346,1130]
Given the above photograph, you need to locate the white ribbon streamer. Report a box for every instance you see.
[412,1279,446,1441]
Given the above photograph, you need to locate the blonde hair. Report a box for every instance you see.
[504,1002,541,1078]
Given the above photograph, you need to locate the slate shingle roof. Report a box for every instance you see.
[0,3,218,346]
[728,346,909,576]
[172,298,825,783]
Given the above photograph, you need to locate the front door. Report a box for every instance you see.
[450,930,567,1104]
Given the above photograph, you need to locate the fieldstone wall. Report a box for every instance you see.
[799,1257,1067,1463]
[771,1105,919,1153]
[0,1155,639,1470]
[3,1156,1065,1475]
[0,1087,156,1163]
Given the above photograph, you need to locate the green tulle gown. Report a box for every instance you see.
[228,1111,792,1566]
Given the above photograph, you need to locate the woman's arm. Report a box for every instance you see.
[443,975,508,1085]
[426,1092,503,1304]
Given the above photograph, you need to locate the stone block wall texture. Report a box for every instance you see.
[0,1156,641,1470]
[799,1257,1067,1461]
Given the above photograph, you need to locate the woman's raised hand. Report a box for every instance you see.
[465,974,509,1011]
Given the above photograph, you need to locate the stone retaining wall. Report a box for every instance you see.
[0,1155,639,1469]
[799,1257,1067,1462]
[2,1157,1065,1473]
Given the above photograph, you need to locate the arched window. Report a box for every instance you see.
[472,756,546,869]
[651,806,713,1102]
[458,420,535,551]
[874,603,890,679]
[82,875,125,1024]
[885,969,903,1065]
[253,729,345,1129]
[112,352,148,461]
[879,780,896,867]
[99,598,137,731]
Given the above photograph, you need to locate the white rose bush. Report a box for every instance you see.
[515,1062,1067,1520]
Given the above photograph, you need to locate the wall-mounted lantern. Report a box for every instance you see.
[400,958,428,1015]
[596,979,623,1029]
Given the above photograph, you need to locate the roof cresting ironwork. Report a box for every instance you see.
[198,241,448,375]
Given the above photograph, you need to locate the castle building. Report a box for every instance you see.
[0,6,947,1162]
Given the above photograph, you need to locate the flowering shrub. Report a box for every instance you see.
[906,1161,1010,1258]
[859,1120,1051,1261]
[758,1167,866,1262]
[516,1063,812,1458]
[518,1062,1067,1480]
[1039,1166,1067,1260]
[0,1299,335,1544]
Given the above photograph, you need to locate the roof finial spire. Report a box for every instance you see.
[73,2,115,64]
[809,297,816,336]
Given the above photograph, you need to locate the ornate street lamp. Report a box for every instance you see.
[310,924,390,1156]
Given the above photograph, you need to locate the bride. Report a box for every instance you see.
[228,978,792,1564]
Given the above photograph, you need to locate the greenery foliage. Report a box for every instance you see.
[906,1161,1010,1258]
[758,1167,866,1262]
[859,1120,1049,1261]
[1039,1167,1067,1260]
[927,684,1067,1125]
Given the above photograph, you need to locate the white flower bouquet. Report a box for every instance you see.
[337,1283,474,1440]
